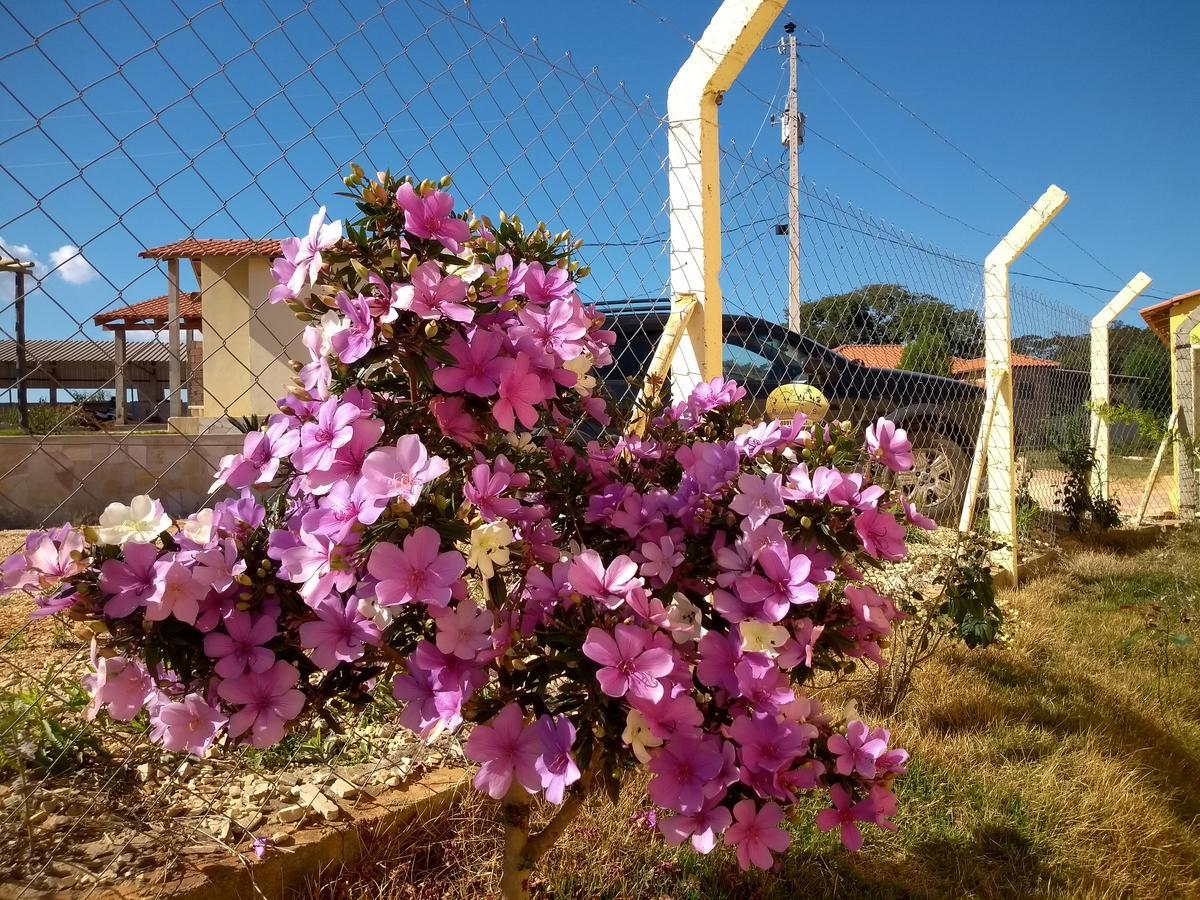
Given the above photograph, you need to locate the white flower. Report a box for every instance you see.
[666,592,703,644]
[317,310,348,355]
[504,432,534,453]
[739,620,790,656]
[181,508,214,545]
[96,495,171,546]
[356,595,395,631]
[622,709,663,764]
[564,352,597,394]
[447,259,485,283]
[468,521,513,579]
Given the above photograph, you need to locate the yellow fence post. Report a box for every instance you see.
[983,185,1069,585]
[1090,272,1152,500]
[666,0,785,403]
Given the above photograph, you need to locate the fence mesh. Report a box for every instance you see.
[0,0,1183,895]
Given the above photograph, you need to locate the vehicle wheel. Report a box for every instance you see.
[892,429,969,525]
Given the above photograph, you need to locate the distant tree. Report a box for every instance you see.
[1120,339,1172,417]
[898,331,953,377]
[796,283,983,357]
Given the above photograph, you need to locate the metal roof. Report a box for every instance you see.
[0,339,172,365]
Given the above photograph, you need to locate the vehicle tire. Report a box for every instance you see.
[892,427,969,525]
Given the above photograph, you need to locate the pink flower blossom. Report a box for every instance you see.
[582,624,674,702]
[144,557,205,625]
[515,262,575,303]
[214,420,300,491]
[430,395,481,447]
[865,418,914,472]
[432,329,509,397]
[638,536,683,584]
[396,260,472,322]
[433,602,493,660]
[855,509,908,561]
[723,799,790,870]
[360,435,449,504]
[99,542,163,618]
[902,495,937,531]
[729,473,787,529]
[568,550,640,609]
[815,783,876,851]
[278,205,342,297]
[647,737,725,813]
[150,693,226,755]
[329,292,376,364]
[394,183,470,253]
[463,460,522,522]
[463,702,540,799]
[294,398,360,473]
[493,352,546,432]
[827,719,890,778]
[83,646,152,722]
[659,798,733,853]
[218,660,306,749]
[299,597,381,670]
[368,526,465,608]
[738,545,818,621]
[203,610,277,678]
[532,714,581,804]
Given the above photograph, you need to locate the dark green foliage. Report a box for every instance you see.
[937,533,1005,649]
[899,331,953,377]
[0,681,105,777]
[1057,441,1121,532]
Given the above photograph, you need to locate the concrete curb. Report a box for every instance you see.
[95,767,469,900]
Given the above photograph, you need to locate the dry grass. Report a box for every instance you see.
[303,528,1200,899]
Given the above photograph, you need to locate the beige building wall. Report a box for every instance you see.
[194,257,306,418]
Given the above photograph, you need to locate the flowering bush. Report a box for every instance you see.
[3,169,926,897]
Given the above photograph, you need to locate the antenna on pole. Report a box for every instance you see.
[783,21,803,332]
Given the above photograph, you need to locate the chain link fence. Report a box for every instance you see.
[0,0,1181,895]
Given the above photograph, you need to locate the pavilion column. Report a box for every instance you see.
[167,257,182,419]
[114,326,127,425]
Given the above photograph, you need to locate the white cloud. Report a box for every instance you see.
[48,244,98,285]
[0,237,45,303]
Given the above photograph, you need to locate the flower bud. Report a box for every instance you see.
[424,321,438,338]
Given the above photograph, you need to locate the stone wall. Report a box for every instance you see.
[0,434,244,527]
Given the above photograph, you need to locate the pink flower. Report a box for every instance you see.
[463,702,541,799]
[729,473,787,529]
[279,205,341,297]
[150,693,227,755]
[902,495,937,531]
[433,602,493,660]
[463,460,521,522]
[815,783,876,851]
[827,719,890,779]
[299,597,381,670]
[568,550,640,609]
[432,330,509,397]
[360,435,449,503]
[510,297,586,360]
[396,260,472,322]
[738,545,818,621]
[294,398,360,473]
[430,396,481,447]
[659,798,733,853]
[83,647,152,722]
[493,353,546,432]
[864,418,914,472]
[515,262,575,303]
[582,624,674,702]
[144,557,205,625]
[368,526,465,608]
[214,420,300,491]
[303,417,383,491]
[855,509,908,561]
[532,714,581,804]
[723,799,790,870]
[98,542,163,618]
[203,610,277,678]
[218,660,306,749]
[329,292,376,364]
[638,536,683,584]
[394,183,470,253]
[647,737,725,813]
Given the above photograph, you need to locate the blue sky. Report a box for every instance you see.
[0,0,1195,352]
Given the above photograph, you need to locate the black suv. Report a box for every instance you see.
[603,308,984,523]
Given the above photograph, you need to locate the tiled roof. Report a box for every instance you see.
[951,355,1059,374]
[94,292,201,328]
[835,344,904,368]
[0,339,171,365]
[836,343,1059,374]
[139,238,282,260]
[1139,290,1200,347]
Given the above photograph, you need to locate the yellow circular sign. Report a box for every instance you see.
[765,383,829,423]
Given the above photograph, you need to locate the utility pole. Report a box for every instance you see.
[1,257,34,432]
[782,21,804,332]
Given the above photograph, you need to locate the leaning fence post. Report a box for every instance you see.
[666,0,785,403]
[1089,272,1152,500]
[983,185,1069,585]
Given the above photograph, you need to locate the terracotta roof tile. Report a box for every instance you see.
[94,292,202,329]
[1139,289,1200,347]
[835,344,904,368]
[951,354,1059,374]
[139,238,282,260]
